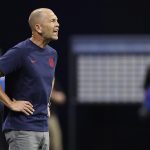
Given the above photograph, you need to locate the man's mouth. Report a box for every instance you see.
[53,28,59,33]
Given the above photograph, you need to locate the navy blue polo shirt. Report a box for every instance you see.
[0,39,57,132]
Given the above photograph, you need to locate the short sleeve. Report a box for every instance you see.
[54,51,58,66]
[0,47,23,75]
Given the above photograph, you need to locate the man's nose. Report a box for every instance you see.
[56,21,59,27]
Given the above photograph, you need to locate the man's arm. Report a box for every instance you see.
[0,71,34,115]
[50,78,55,98]
[48,78,55,117]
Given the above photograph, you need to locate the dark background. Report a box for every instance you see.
[0,0,150,150]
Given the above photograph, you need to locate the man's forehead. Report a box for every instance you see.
[46,14,58,22]
[42,10,57,18]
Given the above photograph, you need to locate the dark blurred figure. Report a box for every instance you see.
[139,66,150,118]
[137,65,150,149]
[0,50,8,150]
[0,113,8,150]
[0,77,8,150]
[49,80,66,150]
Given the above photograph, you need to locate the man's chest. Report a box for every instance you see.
[23,53,56,79]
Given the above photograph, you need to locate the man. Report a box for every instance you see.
[0,8,59,150]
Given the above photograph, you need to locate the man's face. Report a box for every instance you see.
[39,11,59,41]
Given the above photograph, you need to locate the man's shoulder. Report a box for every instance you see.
[9,39,32,55]
[14,39,30,49]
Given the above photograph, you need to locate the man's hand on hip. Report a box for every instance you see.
[10,99,35,115]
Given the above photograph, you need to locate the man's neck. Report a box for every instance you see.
[30,35,49,48]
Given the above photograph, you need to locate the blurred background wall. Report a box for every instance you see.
[0,0,150,150]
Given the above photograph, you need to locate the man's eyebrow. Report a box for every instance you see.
[49,16,58,20]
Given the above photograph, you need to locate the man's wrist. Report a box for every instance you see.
[6,99,13,109]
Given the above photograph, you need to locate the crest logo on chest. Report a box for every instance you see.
[49,57,55,68]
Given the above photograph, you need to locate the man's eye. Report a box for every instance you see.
[51,19,57,22]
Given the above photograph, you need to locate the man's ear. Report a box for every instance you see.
[35,24,42,34]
